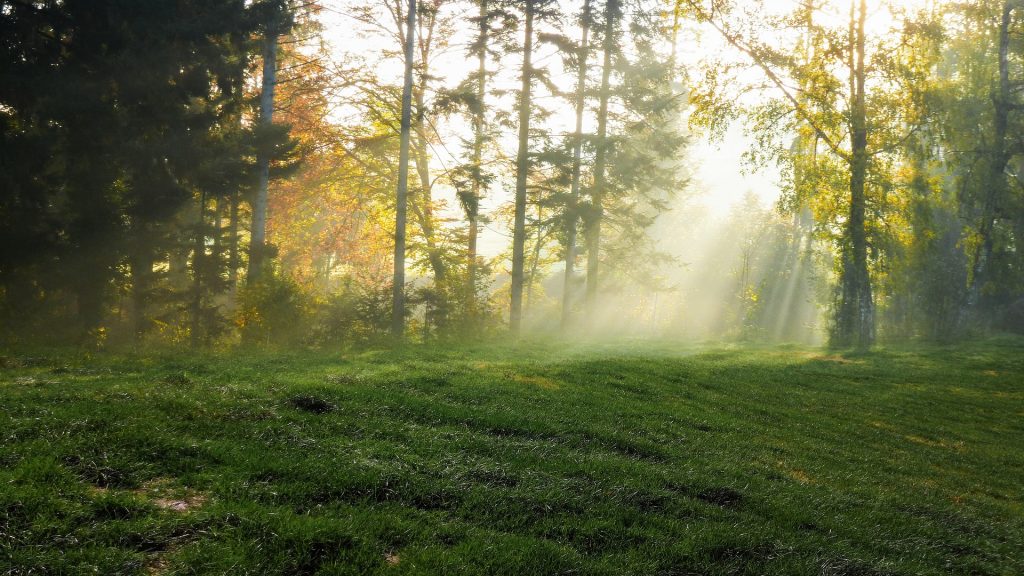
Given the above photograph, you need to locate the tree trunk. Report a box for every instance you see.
[510,0,534,335]
[965,1,1013,321]
[409,8,447,287]
[247,28,278,284]
[467,0,488,314]
[228,188,240,290]
[585,0,617,317]
[527,205,546,313]
[191,190,208,348]
[562,0,591,330]
[213,196,223,259]
[835,0,874,349]
[392,0,416,338]
[412,114,446,284]
[128,231,153,342]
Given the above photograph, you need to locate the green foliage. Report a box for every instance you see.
[0,0,304,345]
[311,279,393,348]
[3,0,1023,346]
[236,273,311,347]
[407,264,503,341]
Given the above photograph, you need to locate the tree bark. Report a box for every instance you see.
[228,188,240,290]
[965,1,1014,321]
[247,28,278,284]
[128,232,153,342]
[510,0,534,335]
[467,0,488,311]
[835,0,874,349]
[191,190,208,348]
[392,0,416,338]
[585,0,617,317]
[562,0,591,330]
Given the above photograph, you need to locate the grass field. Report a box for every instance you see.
[2,339,1023,575]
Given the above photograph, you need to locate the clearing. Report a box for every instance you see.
[1,340,1022,574]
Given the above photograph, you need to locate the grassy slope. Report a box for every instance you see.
[1,339,1022,575]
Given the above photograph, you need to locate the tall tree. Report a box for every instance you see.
[686,0,931,348]
[392,0,417,337]
[248,1,293,283]
[0,0,264,341]
[509,0,536,334]
[466,0,489,306]
[965,1,1021,322]
[407,0,456,288]
[584,0,620,317]
[561,0,592,330]
[835,0,873,348]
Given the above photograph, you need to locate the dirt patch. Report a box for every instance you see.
[145,554,172,575]
[384,552,401,566]
[696,486,744,508]
[289,394,337,414]
[136,477,208,513]
[153,496,205,512]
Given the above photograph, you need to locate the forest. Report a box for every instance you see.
[2,0,1022,350]
[2,1,1023,575]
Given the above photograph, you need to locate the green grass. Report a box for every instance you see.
[2,339,1023,575]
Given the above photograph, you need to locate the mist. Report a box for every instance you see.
[511,188,825,345]
[4,2,1024,573]
[3,0,1023,349]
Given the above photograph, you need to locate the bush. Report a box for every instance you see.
[310,278,392,348]
[235,273,311,347]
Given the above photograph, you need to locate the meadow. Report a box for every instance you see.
[2,339,1022,575]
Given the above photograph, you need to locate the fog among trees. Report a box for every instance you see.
[3,0,1024,349]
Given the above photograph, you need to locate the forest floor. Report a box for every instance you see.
[1,338,1023,575]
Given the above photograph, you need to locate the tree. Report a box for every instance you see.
[838,0,873,348]
[509,0,536,335]
[687,0,933,348]
[434,0,510,332]
[0,0,265,342]
[583,0,621,318]
[561,0,593,330]
[466,0,491,315]
[248,3,282,283]
[393,0,417,338]
[963,1,1023,324]
[509,0,560,334]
